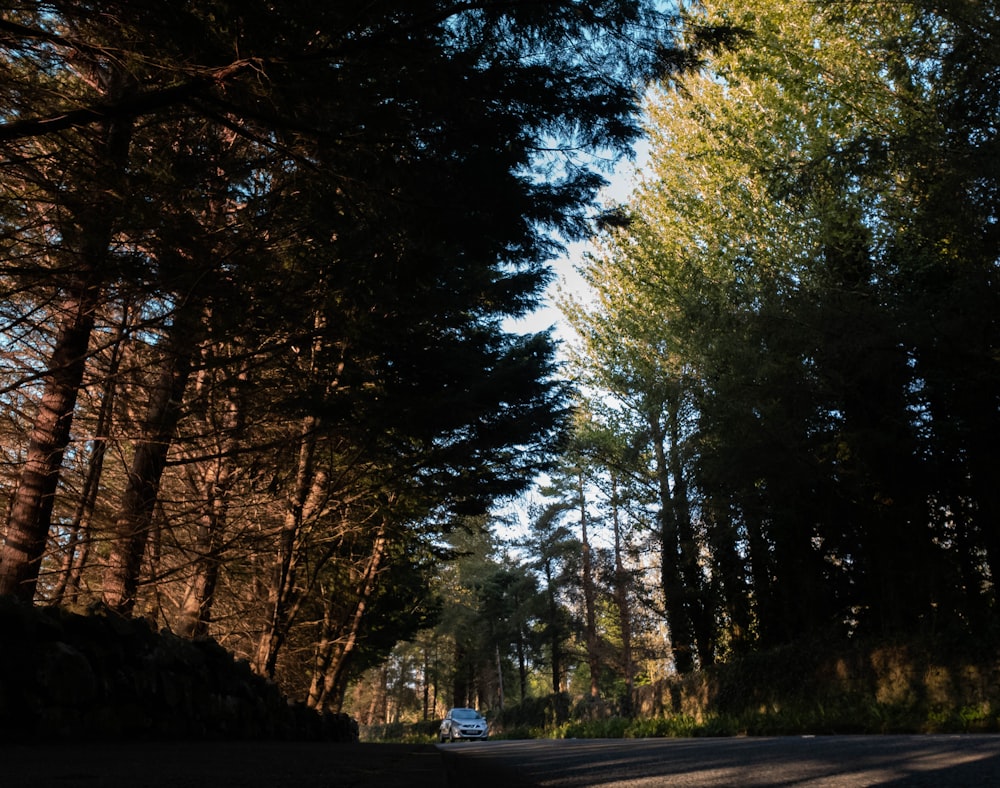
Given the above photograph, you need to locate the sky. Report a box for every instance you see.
[511,139,649,343]
[496,140,650,548]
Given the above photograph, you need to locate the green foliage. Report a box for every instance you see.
[495,692,573,730]
[351,0,1000,727]
[365,697,1000,743]
[361,629,1000,741]
[361,720,440,744]
[489,700,1000,743]
[551,716,630,739]
[624,715,701,738]
[0,0,680,706]
[564,0,1000,674]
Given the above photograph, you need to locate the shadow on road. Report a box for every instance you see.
[440,735,1000,787]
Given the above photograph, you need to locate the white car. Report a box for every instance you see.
[439,707,488,742]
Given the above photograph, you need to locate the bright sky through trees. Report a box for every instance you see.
[510,138,650,342]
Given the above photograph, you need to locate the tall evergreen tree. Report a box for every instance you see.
[1,2,678,704]
[568,0,1000,658]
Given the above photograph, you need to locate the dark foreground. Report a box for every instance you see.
[2,742,451,788]
[5,735,1000,788]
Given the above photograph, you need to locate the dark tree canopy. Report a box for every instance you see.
[0,0,675,705]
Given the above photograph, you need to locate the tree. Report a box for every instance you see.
[887,0,1000,617]
[568,0,1000,657]
[521,499,582,695]
[0,5,137,598]
[563,239,717,671]
[1,3,674,703]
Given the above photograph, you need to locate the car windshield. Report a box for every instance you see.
[452,709,480,720]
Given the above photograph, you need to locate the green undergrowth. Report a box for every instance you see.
[361,720,440,744]
[362,632,1000,743]
[362,701,999,743]
[536,702,999,740]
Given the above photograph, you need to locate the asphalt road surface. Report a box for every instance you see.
[443,735,1000,787]
[4,735,1000,787]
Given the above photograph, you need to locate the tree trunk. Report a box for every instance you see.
[101,300,200,615]
[649,408,695,674]
[307,523,389,712]
[252,413,320,677]
[431,640,439,718]
[665,395,714,667]
[0,273,103,600]
[176,367,245,638]
[495,644,504,709]
[175,486,225,638]
[452,640,470,708]
[578,470,601,699]
[708,504,753,653]
[369,664,389,725]
[0,96,133,601]
[422,645,431,721]
[544,559,564,694]
[610,473,634,715]
[51,309,129,605]
[253,310,344,676]
[517,626,528,701]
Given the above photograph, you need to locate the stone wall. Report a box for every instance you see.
[0,597,358,742]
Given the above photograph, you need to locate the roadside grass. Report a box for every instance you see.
[360,633,1000,743]
[362,702,999,743]
[361,720,440,744]
[531,699,999,739]
[361,699,999,743]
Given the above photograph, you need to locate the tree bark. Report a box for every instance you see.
[578,470,601,699]
[101,300,200,615]
[609,473,635,715]
[252,414,320,677]
[51,309,129,605]
[543,557,564,694]
[307,523,389,712]
[174,490,226,638]
[253,311,341,676]
[649,407,695,674]
[176,366,245,638]
[0,276,101,599]
[0,81,133,601]
[665,395,714,667]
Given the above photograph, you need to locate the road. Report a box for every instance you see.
[3,735,999,787]
[443,735,1000,787]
